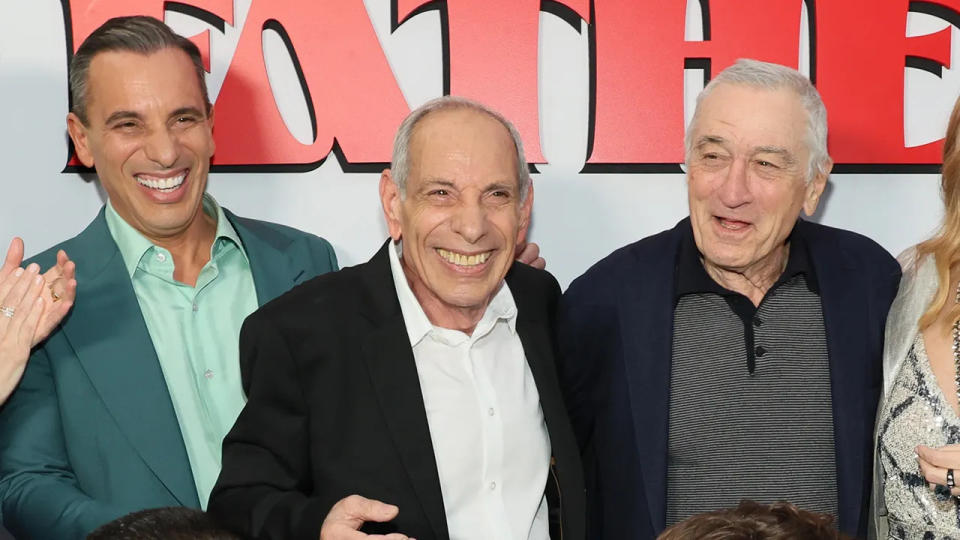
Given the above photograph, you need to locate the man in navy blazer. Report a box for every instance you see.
[557,59,900,539]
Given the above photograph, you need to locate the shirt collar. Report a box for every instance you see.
[105,193,247,278]
[387,240,517,347]
[674,218,819,300]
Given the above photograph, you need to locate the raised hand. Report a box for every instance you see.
[0,238,77,405]
[0,261,45,403]
[516,241,546,270]
[36,248,76,343]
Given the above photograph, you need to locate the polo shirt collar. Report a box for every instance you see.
[674,218,820,301]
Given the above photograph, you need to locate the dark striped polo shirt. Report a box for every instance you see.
[665,225,838,527]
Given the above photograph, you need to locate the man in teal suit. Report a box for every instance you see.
[0,16,338,539]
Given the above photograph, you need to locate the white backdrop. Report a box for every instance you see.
[0,0,952,288]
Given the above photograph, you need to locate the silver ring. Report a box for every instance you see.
[0,306,14,318]
[948,468,955,490]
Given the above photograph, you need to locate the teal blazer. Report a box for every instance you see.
[0,207,338,539]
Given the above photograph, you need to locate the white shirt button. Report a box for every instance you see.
[155,252,166,263]
[192,303,199,312]
[489,481,496,490]
[204,369,214,379]
[488,408,495,417]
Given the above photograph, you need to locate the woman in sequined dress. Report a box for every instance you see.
[876,95,960,539]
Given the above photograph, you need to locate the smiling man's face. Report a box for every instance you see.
[67,47,215,243]
[686,83,827,276]
[381,107,531,328]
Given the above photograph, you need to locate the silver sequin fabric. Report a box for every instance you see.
[878,334,960,539]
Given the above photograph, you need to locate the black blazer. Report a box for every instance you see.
[556,218,901,539]
[209,241,585,540]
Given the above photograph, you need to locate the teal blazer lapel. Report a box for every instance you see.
[57,210,200,507]
[225,210,312,306]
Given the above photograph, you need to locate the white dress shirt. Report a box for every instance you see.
[388,242,552,540]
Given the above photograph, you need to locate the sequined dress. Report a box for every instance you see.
[878,334,960,539]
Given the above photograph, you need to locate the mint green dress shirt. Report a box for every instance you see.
[105,195,258,508]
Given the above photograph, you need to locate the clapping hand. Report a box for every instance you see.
[0,238,76,404]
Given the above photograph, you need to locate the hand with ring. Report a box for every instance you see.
[0,237,77,405]
[917,444,960,497]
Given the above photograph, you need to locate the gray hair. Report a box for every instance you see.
[69,16,210,125]
[684,58,830,181]
[390,96,531,203]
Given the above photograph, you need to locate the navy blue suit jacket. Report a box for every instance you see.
[556,218,900,539]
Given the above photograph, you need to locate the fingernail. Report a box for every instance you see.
[14,267,23,277]
[26,263,39,273]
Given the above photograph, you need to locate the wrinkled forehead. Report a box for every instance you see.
[85,48,206,112]
[691,83,809,153]
[407,108,520,183]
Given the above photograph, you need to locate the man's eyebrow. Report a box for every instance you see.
[104,110,142,125]
[753,146,797,164]
[483,181,515,193]
[694,135,726,148]
[420,178,456,188]
[417,179,516,192]
[170,107,206,119]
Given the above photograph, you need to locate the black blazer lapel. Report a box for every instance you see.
[806,225,871,534]
[359,242,449,540]
[508,266,562,432]
[509,265,586,540]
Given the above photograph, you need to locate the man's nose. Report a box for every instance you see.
[717,157,751,208]
[450,199,487,244]
[143,127,178,168]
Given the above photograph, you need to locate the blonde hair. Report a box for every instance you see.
[917,94,960,330]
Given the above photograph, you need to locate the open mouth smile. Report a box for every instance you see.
[716,216,751,231]
[436,248,492,267]
[135,170,188,193]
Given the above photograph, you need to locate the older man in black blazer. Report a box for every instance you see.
[557,59,901,539]
[208,96,584,540]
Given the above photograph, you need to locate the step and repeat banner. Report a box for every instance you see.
[1,0,957,287]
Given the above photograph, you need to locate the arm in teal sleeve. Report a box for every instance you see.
[0,347,124,539]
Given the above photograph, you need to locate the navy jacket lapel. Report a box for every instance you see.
[615,218,873,534]
[621,222,683,533]
[804,222,870,534]
[359,243,449,540]
[58,210,199,506]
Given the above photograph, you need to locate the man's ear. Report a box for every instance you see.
[66,112,95,168]
[379,170,403,241]
[206,105,216,157]
[802,159,831,217]
[517,180,534,243]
